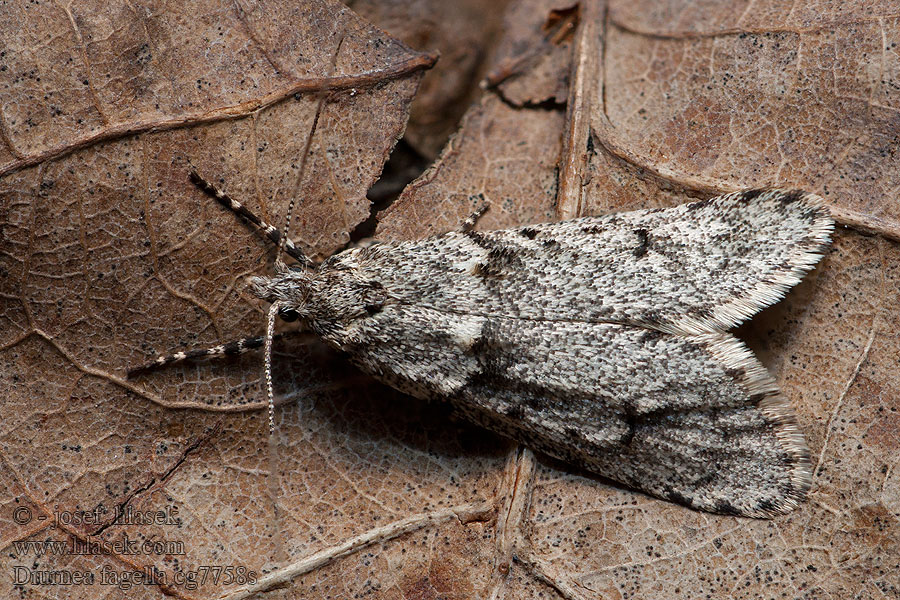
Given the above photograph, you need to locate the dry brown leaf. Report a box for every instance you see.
[377,93,563,239]
[346,0,513,158]
[485,0,579,107]
[1,1,441,598]
[3,0,900,599]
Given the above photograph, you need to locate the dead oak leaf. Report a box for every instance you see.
[1,1,438,598]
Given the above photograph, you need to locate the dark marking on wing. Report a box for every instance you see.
[633,228,650,257]
[505,404,524,420]
[748,393,767,405]
[740,189,764,203]
[713,500,742,516]
[472,262,498,278]
[622,407,637,446]
[473,245,522,278]
[723,366,746,382]
[686,197,714,211]
[465,229,491,248]
[638,330,664,345]
[778,190,805,206]
[665,486,695,508]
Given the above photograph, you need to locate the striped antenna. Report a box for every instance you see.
[275,35,346,269]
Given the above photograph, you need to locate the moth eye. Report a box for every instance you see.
[278,309,300,322]
[364,304,382,316]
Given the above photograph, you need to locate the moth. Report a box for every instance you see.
[132,176,832,518]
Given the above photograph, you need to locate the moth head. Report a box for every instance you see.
[247,253,387,329]
[248,263,314,321]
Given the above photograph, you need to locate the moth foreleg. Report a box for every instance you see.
[459,203,490,232]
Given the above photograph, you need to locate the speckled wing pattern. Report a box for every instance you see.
[341,190,833,517]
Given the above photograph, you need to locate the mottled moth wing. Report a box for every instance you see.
[364,190,831,335]
[334,190,832,517]
[455,325,807,517]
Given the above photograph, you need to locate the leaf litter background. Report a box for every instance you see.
[1,0,899,599]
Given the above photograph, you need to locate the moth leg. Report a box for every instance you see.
[459,204,490,232]
[321,205,489,256]
[127,334,280,377]
[189,170,313,268]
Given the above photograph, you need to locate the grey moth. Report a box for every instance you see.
[133,181,832,518]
